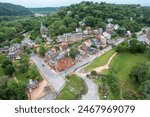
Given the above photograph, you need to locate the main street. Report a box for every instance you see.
[30,54,66,93]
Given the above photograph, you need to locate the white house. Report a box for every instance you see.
[103,32,111,40]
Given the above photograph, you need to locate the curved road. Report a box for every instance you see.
[75,66,99,100]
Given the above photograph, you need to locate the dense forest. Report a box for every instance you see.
[29,7,59,14]
[0,1,150,46]
[43,1,150,37]
[0,2,33,16]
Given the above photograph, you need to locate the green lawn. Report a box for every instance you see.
[57,74,87,100]
[107,52,149,99]
[85,49,115,71]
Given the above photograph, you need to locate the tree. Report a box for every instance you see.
[91,71,98,76]
[84,16,95,27]
[59,25,67,35]
[146,47,150,58]
[0,32,5,43]
[129,39,146,53]
[39,45,46,57]
[18,64,28,73]
[97,22,106,29]
[107,71,121,99]
[24,46,31,54]
[14,38,22,43]
[69,48,79,58]
[69,22,77,31]
[28,65,41,81]
[0,77,27,100]
[35,37,42,44]
[117,27,126,36]
[4,64,15,76]
[132,33,137,38]
[115,42,128,53]
[1,59,12,68]
[130,62,150,84]
[139,80,150,99]
[124,20,141,33]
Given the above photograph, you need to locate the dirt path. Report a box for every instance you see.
[13,76,19,84]
[94,53,117,73]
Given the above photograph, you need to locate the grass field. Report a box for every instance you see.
[85,50,115,71]
[107,52,149,99]
[57,74,87,100]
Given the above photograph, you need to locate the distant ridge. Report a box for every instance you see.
[0,2,33,16]
[29,7,59,14]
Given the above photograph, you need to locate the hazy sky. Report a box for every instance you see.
[0,0,149,7]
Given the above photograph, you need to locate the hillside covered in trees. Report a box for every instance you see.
[0,1,150,45]
[41,1,150,37]
[0,2,33,16]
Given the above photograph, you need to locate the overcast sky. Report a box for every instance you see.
[0,0,149,8]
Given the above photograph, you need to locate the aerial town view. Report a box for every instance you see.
[0,0,150,100]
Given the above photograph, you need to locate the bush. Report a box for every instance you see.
[4,64,15,76]
[123,90,140,100]
[91,70,98,76]
[107,71,121,99]
[1,59,12,68]
[115,42,128,53]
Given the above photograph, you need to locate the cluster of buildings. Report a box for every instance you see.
[21,38,35,48]
[0,37,36,61]
[0,44,23,61]
[45,48,75,72]
[42,18,120,72]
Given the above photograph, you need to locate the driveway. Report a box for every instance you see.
[30,54,66,93]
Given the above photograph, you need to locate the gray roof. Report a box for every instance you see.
[27,80,39,90]
[8,52,16,56]
[46,50,53,57]
[49,54,65,64]
[91,38,101,46]
[4,46,9,49]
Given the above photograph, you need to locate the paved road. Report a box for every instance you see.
[75,66,99,100]
[30,54,66,93]
[82,78,99,100]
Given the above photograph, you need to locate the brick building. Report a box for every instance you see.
[48,54,75,72]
